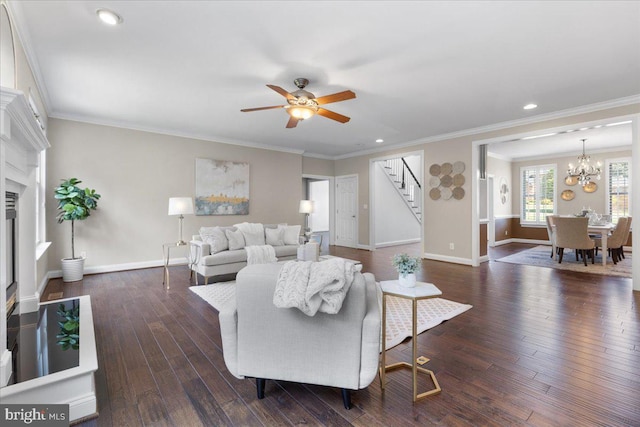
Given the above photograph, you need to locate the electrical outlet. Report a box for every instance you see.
[81,251,87,259]
[449,243,454,250]
[505,230,508,235]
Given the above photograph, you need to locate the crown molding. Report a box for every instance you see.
[49,113,306,155]
[334,95,640,160]
[5,0,52,116]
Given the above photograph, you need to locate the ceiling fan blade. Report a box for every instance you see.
[317,108,351,123]
[267,84,295,100]
[315,90,356,105]
[240,105,284,112]
[286,116,299,128]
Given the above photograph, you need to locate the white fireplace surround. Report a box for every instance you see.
[1,86,50,386]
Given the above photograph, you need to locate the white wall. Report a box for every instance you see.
[46,119,304,272]
[374,162,421,246]
[308,180,329,231]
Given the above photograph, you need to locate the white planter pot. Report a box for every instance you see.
[398,273,416,288]
[62,257,85,282]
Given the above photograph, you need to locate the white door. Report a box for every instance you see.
[335,175,358,248]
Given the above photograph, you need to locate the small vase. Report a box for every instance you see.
[398,273,416,288]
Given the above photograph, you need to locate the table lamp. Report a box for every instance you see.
[168,197,194,245]
[299,199,314,235]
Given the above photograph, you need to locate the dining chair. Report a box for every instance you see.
[545,215,558,259]
[595,217,630,264]
[554,217,595,266]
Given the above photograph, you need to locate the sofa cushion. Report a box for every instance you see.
[265,227,285,246]
[234,222,266,246]
[202,249,248,266]
[199,226,229,254]
[226,228,246,250]
[281,224,301,245]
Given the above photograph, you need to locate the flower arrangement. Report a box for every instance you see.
[392,253,421,277]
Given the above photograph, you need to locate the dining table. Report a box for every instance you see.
[587,223,616,266]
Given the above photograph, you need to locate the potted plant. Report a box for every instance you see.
[392,253,421,288]
[55,178,101,282]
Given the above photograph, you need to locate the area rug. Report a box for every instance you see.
[495,245,632,278]
[190,282,472,350]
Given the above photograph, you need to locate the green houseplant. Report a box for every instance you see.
[392,253,421,287]
[55,178,101,282]
[56,301,80,351]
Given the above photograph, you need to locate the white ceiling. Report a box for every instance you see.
[7,1,640,159]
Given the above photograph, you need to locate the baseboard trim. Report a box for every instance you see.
[511,238,551,245]
[48,258,188,279]
[423,252,474,266]
[357,244,372,251]
[479,255,490,264]
[375,238,421,248]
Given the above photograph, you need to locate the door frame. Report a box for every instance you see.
[335,174,359,248]
[302,174,335,245]
[369,150,424,252]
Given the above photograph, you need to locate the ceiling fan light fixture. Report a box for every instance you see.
[286,105,317,120]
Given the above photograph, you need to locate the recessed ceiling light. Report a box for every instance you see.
[605,120,632,127]
[593,125,602,129]
[375,139,384,143]
[566,129,575,133]
[96,8,122,25]
[579,127,589,131]
[522,132,557,140]
[523,103,537,110]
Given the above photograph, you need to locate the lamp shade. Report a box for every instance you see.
[168,197,194,216]
[299,200,314,214]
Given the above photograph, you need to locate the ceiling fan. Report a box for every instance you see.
[241,78,356,128]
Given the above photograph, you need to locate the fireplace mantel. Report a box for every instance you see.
[1,86,50,386]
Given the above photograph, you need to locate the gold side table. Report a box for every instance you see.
[162,241,188,290]
[380,280,443,402]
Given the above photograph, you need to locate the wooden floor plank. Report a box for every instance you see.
[39,242,639,427]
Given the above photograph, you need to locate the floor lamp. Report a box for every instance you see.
[168,197,194,245]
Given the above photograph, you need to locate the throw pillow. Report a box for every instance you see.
[199,226,228,254]
[234,222,266,246]
[281,224,301,245]
[265,227,285,246]
[225,228,246,250]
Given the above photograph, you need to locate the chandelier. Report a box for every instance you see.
[566,139,601,186]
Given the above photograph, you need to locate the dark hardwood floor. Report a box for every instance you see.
[41,243,639,426]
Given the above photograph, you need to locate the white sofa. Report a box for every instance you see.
[190,223,301,284]
[219,263,381,409]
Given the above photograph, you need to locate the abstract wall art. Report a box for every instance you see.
[195,158,249,215]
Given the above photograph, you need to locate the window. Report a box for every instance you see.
[606,158,631,224]
[521,164,556,225]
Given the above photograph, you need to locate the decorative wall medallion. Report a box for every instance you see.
[428,161,465,201]
[440,174,453,187]
[452,187,465,200]
[499,177,509,205]
[452,161,465,174]
[583,182,598,193]
[441,162,453,175]
[561,189,575,201]
[565,176,578,186]
[429,187,441,200]
[441,187,452,200]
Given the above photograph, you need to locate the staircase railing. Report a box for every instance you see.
[383,157,422,222]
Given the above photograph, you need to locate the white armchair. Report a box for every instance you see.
[219,263,381,409]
